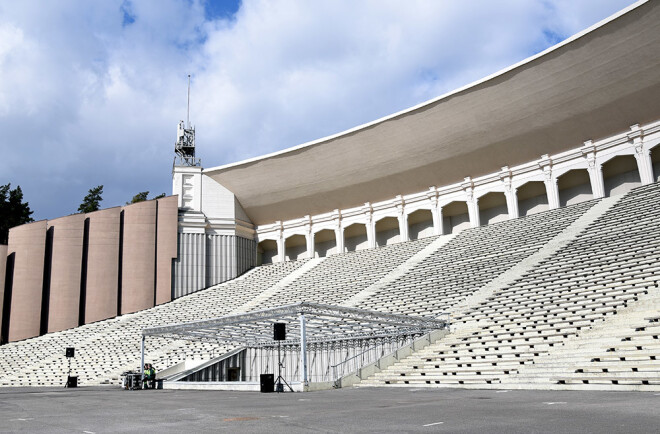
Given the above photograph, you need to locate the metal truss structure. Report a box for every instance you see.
[140,302,449,384]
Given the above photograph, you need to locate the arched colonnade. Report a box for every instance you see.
[257,124,660,264]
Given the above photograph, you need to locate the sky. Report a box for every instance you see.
[0,0,639,221]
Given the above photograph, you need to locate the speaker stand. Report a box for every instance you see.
[275,340,293,393]
[64,357,71,388]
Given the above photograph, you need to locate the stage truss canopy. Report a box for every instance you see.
[141,302,449,346]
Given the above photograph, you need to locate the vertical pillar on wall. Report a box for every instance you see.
[333,210,343,254]
[500,167,519,219]
[583,142,605,198]
[395,196,409,242]
[363,203,376,249]
[462,178,480,228]
[304,216,314,259]
[427,188,442,236]
[629,125,653,185]
[275,223,285,263]
[540,155,560,209]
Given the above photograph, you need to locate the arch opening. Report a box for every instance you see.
[602,155,641,197]
[517,181,548,216]
[257,239,277,265]
[442,201,470,234]
[314,229,337,258]
[557,169,593,207]
[343,223,368,252]
[284,234,307,261]
[652,145,660,182]
[375,216,400,247]
[477,192,508,225]
[408,209,434,240]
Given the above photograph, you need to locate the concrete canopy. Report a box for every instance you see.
[205,0,660,225]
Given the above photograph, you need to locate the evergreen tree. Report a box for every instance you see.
[0,184,34,244]
[127,191,149,204]
[127,191,166,204]
[78,185,103,213]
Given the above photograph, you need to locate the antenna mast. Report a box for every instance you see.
[174,74,199,167]
[187,74,191,129]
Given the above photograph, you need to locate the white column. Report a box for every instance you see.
[299,314,308,386]
[276,224,285,263]
[586,154,605,198]
[304,216,314,259]
[501,167,519,219]
[305,232,314,259]
[632,139,654,185]
[427,188,443,236]
[332,210,344,254]
[396,197,409,242]
[364,203,376,249]
[541,172,559,210]
[463,178,479,228]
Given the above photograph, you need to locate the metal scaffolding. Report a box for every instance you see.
[141,302,449,385]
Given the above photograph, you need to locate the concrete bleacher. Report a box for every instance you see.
[1,183,659,389]
[356,199,597,317]
[0,260,306,386]
[360,182,660,390]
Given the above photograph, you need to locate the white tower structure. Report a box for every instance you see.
[172,76,256,297]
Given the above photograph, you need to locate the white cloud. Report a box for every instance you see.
[0,0,637,220]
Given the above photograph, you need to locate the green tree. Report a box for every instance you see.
[0,183,34,244]
[127,191,166,204]
[127,191,149,204]
[78,185,103,213]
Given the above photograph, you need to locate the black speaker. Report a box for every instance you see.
[65,347,75,358]
[273,323,286,341]
[260,373,274,393]
[66,376,78,388]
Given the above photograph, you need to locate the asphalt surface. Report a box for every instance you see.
[0,386,658,433]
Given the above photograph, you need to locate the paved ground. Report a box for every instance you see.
[0,386,658,433]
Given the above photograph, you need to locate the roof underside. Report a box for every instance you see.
[142,302,448,346]
[205,1,660,225]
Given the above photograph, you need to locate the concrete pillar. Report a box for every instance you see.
[7,221,47,342]
[396,197,409,242]
[305,232,314,259]
[586,158,605,198]
[332,210,343,254]
[84,207,120,324]
[0,244,7,336]
[363,203,376,249]
[630,133,654,185]
[540,155,560,209]
[462,179,479,228]
[47,214,85,333]
[582,141,604,199]
[155,196,178,305]
[276,225,285,263]
[427,192,442,236]
[501,167,519,219]
[121,200,157,315]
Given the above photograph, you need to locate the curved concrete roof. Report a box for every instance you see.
[205,0,660,225]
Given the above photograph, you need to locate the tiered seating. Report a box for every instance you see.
[363,183,660,389]
[262,236,437,306]
[2,183,658,389]
[544,310,660,387]
[357,200,596,317]
[0,260,305,386]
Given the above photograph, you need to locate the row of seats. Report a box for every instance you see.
[362,182,660,389]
